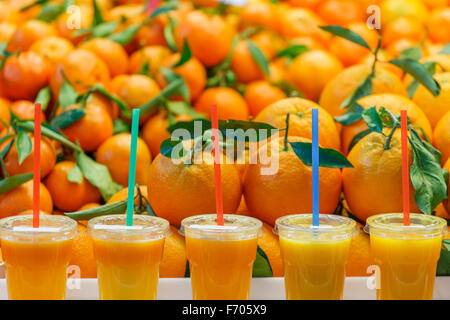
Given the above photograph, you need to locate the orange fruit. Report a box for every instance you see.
[175,10,234,67]
[0,22,16,42]
[7,19,57,51]
[258,222,284,277]
[3,134,56,179]
[317,0,365,25]
[288,0,322,9]
[287,49,343,101]
[289,36,326,51]
[319,64,407,119]
[77,203,101,211]
[128,45,172,75]
[423,0,449,9]
[412,72,450,128]
[147,151,242,226]
[427,8,450,43]
[380,0,429,26]
[244,81,286,117]
[433,110,450,165]
[29,36,75,68]
[386,38,420,58]
[44,161,101,212]
[329,22,379,67]
[79,38,129,77]
[342,130,420,222]
[69,220,97,278]
[1,51,51,100]
[96,133,152,187]
[346,222,374,277]
[50,49,110,98]
[239,0,280,31]
[255,97,340,150]
[16,209,51,216]
[160,226,187,278]
[230,39,270,84]
[106,185,148,206]
[194,87,249,121]
[0,180,53,218]
[54,3,93,44]
[382,17,426,47]
[9,100,46,121]
[358,49,403,79]
[341,94,433,154]
[58,102,114,152]
[244,136,342,225]
[0,98,11,133]
[444,158,450,215]
[134,18,167,48]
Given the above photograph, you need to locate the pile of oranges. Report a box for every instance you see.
[0,0,449,279]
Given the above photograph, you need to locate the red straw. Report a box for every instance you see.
[211,104,224,226]
[33,103,42,228]
[401,110,410,226]
[145,0,160,13]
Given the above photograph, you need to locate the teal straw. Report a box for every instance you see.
[126,109,140,226]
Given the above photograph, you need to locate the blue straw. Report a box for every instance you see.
[312,108,319,227]
[126,109,140,226]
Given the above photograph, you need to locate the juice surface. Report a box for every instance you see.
[2,239,74,300]
[93,238,165,300]
[370,235,442,300]
[186,237,258,300]
[279,237,351,300]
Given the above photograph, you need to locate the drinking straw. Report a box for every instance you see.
[126,109,140,227]
[401,110,410,226]
[211,104,224,226]
[145,0,160,13]
[33,103,42,228]
[312,108,319,227]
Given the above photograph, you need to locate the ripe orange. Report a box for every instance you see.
[16,209,50,216]
[346,222,374,277]
[412,72,450,128]
[69,220,97,278]
[59,102,114,152]
[342,130,420,222]
[386,38,420,58]
[244,136,342,225]
[29,36,75,68]
[255,97,340,150]
[289,36,326,51]
[147,151,242,226]
[160,225,187,278]
[0,22,16,43]
[79,38,129,77]
[239,0,280,31]
[128,45,172,75]
[175,10,234,67]
[50,49,110,98]
[341,94,432,154]
[194,87,249,121]
[54,3,94,44]
[244,81,286,117]
[427,7,450,43]
[329,22,379,67]
[288,0,322,9]
[7,19,57,51]
[433,110,450,165]
[0,180,53,218]
[44,161,102,212]
[382,17,426,47]
[380,0,429,26]
[287,49,343,101]
[106,185,148,206]
[317,0,365,25]
[231,39,270,84]
[134,18,167,48]
[3,134,56,179]
[9,100,46,121]
[77,203,100,211]
[258,222,284,277]
[0,98,11,133]
[1,51,51,101]
[96,133,152,187]
[358,49,403,79]
[319,64,407,118]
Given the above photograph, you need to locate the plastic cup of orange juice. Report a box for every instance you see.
[87,214,170,300]
[180,214,263,300]
[0,215,78,300]
[275,214,357,300]
[365,213,447,300]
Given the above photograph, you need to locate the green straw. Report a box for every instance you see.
[126,109,140,226]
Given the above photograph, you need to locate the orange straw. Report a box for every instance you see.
[33,103,42,228]
[211,104,224,226]
[401,110,410,226]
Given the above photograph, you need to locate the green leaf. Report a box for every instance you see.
[320,25,371,50]
[113,118,130,134]
[400,47,422,60]
[20,0,49,11]
[92,0,104,27]
[184,261,190,278]
[275,44,308,59]
[164,17,178,51]
[16,131,32,165]
[58,80,78,109]
[252,245,273,277]
[173,40,191,67]
[340,75,373,110]
[348,129,372,153]
[76,151,122,201]
[246,39,270,76]
[89,84,130,117]
[407,61,437,98]
[390,58,441,97]
[166,101,204,119]
[67,164,83,184]
[160,138,187,159]
[108,24,141,46]
[334,104,364,125]
[65,201,127,220]
[362,106,383,133]
[0,173,33,195]
[160,68,190,101]
[34,87,51,111]
[150,2,177,18]
[409,131,447,214]
[36,3,64,22]
[439,43,450,55]
[437,243,450,276]
[289,141,354,168]
[51,109,86,129]
[92,21,120,38]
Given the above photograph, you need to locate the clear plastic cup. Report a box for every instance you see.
[365,213,447,300]
[87,214,170,300]
[275,214,358,300]
[0,215,78,300]
[180,214,263,300]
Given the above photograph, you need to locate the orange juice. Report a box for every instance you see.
[366,213,447,300]
[276,214,357,300]
[181,214,262,300]
[0,215,78,300]
[87,214,170,300]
